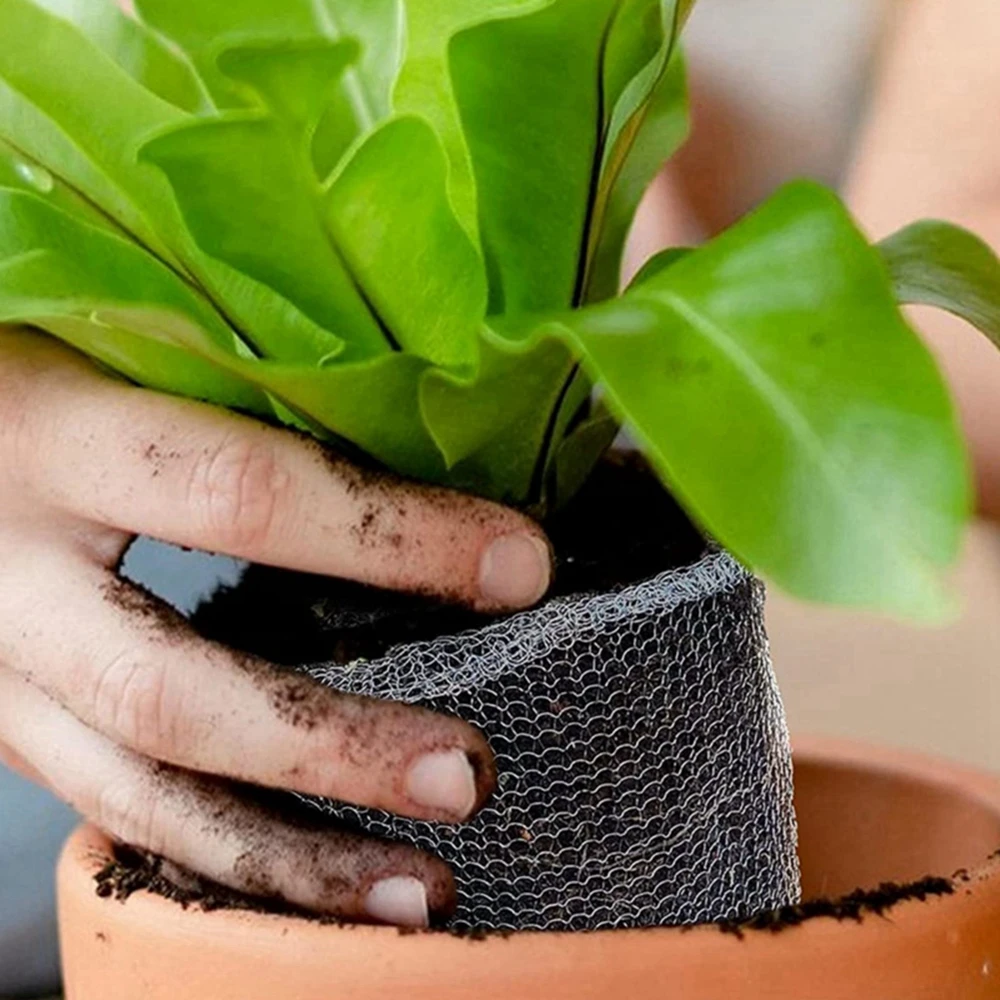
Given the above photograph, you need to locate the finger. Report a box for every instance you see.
[2,543,496,823]
[0,667,455,925]
[0,739,50,788]
[5,331,551,612]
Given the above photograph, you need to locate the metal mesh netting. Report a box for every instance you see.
[298,549,800,932]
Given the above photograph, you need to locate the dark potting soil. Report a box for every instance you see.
[94,843,339,924]
[93,841,964,939]
[715,877,956,938]
[190,451,707,666]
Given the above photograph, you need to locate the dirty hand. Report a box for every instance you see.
[0,328,552,927]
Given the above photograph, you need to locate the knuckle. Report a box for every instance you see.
[0,372,37,488]
[0,330,84,487]
[187,433,288,552]
[90,650,183,758]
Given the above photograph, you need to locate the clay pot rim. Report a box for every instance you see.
[64,735,1000,947]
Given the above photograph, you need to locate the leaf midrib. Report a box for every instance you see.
[651,288,945,588]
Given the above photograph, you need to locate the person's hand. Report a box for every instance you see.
[0,327,552,927]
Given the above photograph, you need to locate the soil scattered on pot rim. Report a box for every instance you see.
[94,844,342,925]
[94,841,962,939]
[716,876,956,939]
[92,843,496,937]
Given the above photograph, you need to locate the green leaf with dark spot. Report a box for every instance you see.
[558,182,969,619]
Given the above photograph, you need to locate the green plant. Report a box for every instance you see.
[0,0,998,617]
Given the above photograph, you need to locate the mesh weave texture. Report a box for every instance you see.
[301,550,800,932]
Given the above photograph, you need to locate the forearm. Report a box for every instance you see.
[846,0,1000,519]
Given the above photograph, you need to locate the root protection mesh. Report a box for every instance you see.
[300,550,800,931]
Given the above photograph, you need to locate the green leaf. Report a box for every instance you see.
[133,0,401,123]
[0,189,233,347]
[551,399,619,511]
[96,307,446,481]
[141,114,378,362]
[560,181,969,618]
[880,220,1000,349]
[580,1,696,302]
[601,0,665,117]
[601,0,691,160]
[0,188,267,412]
[420,328,576,503]
[216,36,365,181]
[393,0,552,244]
[449,0,619,312]
[627,245,693,289]
[217,38,360,146]
[325,115,485,369]
[41,314,267,412]
[326,0,403,125]
[32,0,210,112]
[0,137,113,231]
[145,111,483,368]
[584,47,689,302]
[0,0,188,266]
[531,363,594,507]
[131,0,320,104]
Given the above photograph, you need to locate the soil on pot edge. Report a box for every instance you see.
[715,876,956,938]
[92,843,971,940]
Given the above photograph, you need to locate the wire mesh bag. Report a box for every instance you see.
[300,549,800,932]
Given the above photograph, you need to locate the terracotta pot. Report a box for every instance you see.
[58,737,1000,999]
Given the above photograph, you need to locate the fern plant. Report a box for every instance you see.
[1,0,998,617]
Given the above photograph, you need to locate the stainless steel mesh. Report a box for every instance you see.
[300,550,800,932]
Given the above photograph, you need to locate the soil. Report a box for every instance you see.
[94,843,339,924]
[716,877,956,939]
[190,451,706,666]
[93,840,964,940]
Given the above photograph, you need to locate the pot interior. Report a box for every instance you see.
[795,748,1000,901]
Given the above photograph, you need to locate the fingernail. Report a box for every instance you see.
[478,533,551,608]
[364,876,429,928]
[405,748,478,819]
